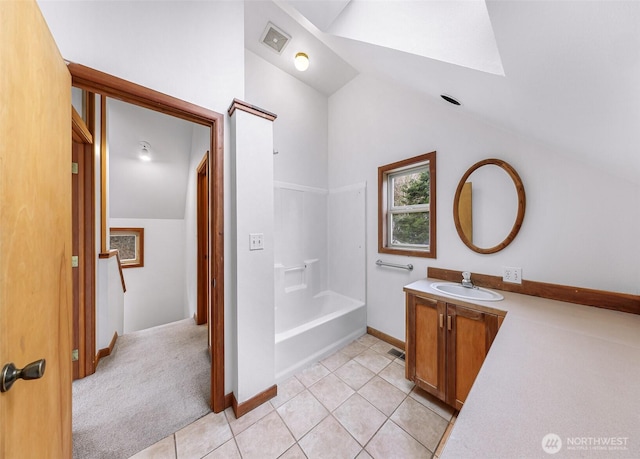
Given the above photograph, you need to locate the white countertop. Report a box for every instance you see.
[404,279,640,458]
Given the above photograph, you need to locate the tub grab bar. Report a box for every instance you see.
[283,264,307,272]
[375,259,413,271]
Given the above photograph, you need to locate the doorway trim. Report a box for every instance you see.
[196,152,209,327]
[68,63,226,412]
[71,105,96,380]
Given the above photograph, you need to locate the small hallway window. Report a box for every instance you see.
[378,151,436,258]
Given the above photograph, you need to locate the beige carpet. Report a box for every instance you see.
[72,318,210,459]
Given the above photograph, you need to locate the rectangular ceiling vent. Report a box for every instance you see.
[260,22,291,55]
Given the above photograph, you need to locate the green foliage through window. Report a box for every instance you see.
[390,168,430,246]
[392,212,430,245]
[394,170,430,206]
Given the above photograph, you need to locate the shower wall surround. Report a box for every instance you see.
[274,182,367,381]
[274,183,329,300]
[328,183,366,303]
[274,181,366,302]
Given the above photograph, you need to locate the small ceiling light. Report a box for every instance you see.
[139,141,152,161]
[441,94,461,106]
[294,52,310,72]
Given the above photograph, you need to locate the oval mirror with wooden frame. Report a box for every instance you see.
[453,158,526,254]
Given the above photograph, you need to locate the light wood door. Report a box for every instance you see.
[406,294,446,401]
[0,1,72,457]
[446,304,499,410]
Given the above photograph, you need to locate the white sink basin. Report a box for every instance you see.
[430,282,504,302]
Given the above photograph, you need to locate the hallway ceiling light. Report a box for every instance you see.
[295,52,310,72]
[139,141,152,161]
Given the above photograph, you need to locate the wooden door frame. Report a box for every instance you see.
[68,63,226,412]
[196,152,209,327]
[71,105,96,380]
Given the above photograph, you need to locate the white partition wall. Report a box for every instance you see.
[229,101,277,408]
[96,256,124,350]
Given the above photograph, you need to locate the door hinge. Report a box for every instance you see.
[71,256,79,268]
[212,278,216,288]
[72,162,79,174]
[72,349,79,362]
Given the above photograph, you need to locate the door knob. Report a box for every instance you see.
[1,359,46,393]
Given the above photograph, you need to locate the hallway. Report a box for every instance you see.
[73,319,209,458]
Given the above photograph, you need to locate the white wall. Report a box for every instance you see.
[247,50,366,308]
[246,50,331,306]
[245,50,328,189]
[96,256,124,350]
[329,74,640,341]
[39,0,244,393]
[184,125,211,318]
[110,218,188,333]
[38,1,242,115]
[107,100,199,332]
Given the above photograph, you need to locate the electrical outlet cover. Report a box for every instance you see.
[513,267,522,284]
[503,266,522,284]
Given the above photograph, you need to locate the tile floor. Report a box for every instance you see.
[131,334,457,459]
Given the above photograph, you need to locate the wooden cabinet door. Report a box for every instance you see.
[446,304,499,409]
[406,295,446,400]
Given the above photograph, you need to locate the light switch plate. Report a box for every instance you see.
[249,233,264,251]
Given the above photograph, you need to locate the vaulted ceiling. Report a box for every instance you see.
[107,99,198,220]
[105,0,640,212]
[245,0,640,184]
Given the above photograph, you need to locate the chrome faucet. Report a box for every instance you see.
[461,271,474,288]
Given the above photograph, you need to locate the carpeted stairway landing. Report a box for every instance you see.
[72,318,210,459]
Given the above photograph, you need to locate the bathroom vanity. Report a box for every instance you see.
[404,277,640,458]
[405,289,504,409]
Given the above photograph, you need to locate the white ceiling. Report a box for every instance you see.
[107,99,196,219]
[286,0,350,31]
[245,0,358,95]
[319,0,504,75]
[107,0,640,204]
[245,0,640,184]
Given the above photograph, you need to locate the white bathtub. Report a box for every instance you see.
[275,290,366,382]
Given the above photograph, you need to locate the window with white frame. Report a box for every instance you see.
[378,151,436,258]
